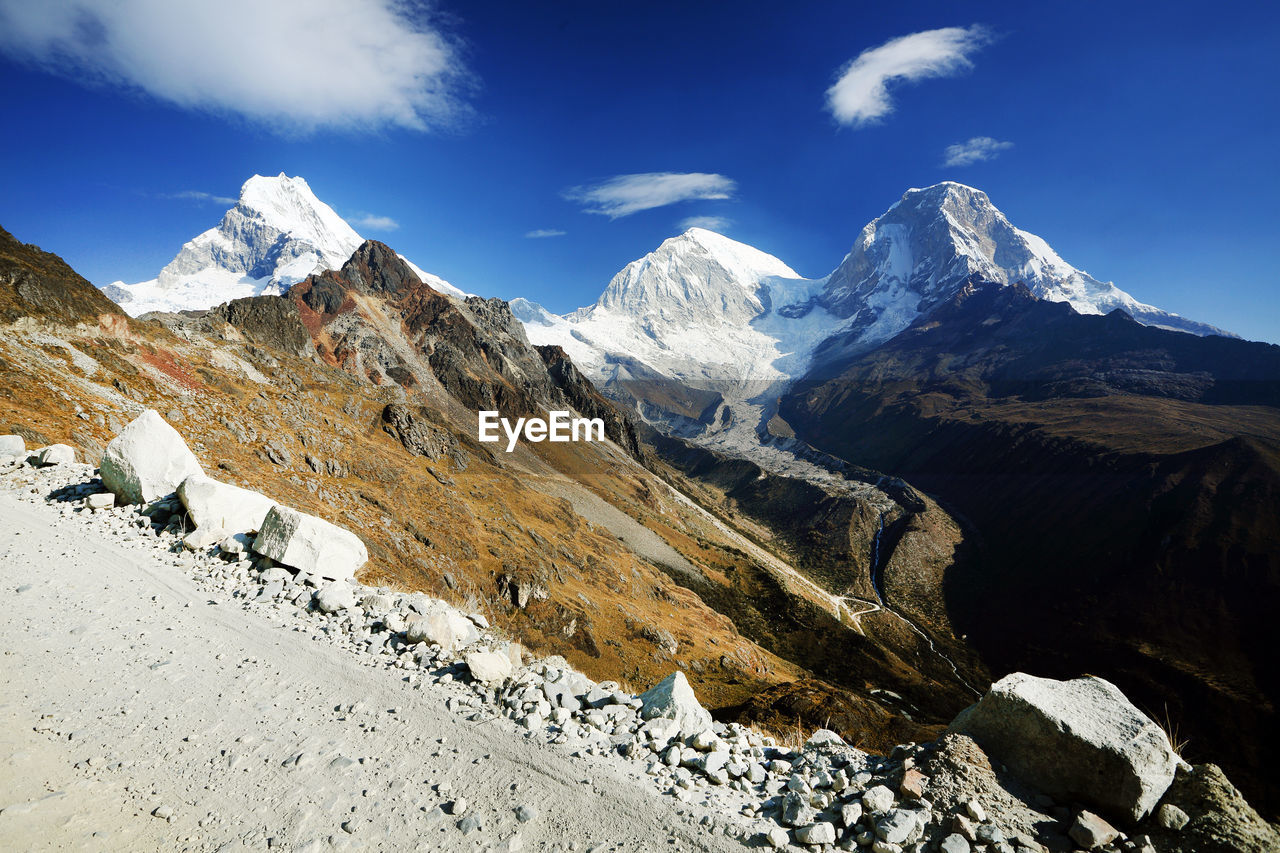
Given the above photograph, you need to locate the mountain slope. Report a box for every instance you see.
[102,174,466,315]
[1,225,131,329]
[3,222,974,758]
[779,278,1280,816]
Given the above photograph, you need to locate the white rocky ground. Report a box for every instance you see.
[0,461,758,852]
[0,442,1209,853]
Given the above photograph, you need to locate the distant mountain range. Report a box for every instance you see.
[517,180,1231,386]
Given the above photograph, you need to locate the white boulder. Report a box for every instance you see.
[948,673,1177,822]
[464,650,513,685]
[637,671,713,738]
[315,581,357,614]
[36,444,76,465]
[251,505,367,582]
[178,473,276,535]
[183,526,227,552]
[100,410,204,504]
[404,606,480,652]
[0,435,24,458]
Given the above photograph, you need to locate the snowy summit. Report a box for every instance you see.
[102,174,464,316]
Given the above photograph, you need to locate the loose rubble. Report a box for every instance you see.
[3,428,1276,853]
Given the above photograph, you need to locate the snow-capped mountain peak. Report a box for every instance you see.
[589,228,799,327]
[103,173,465,316]
[819,181,1231,346]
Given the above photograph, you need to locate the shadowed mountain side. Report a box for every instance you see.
[0,226,132,330]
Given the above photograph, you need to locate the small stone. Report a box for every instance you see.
[940,834,971,853]
[37,444,76,466]
[464,650,513,685]
[780,790,815,827]
[876,809,918,845]
[840,802,863,827]
[515,804,537,823]
[763,826,790,848]
[899,768,928,799]
[964,799,986,823]
[862,784,896,814]
[1068,811,1119,849]
[1157,803,1190,831]
[457,815,480,835]
[86,493,115,510]
[952,813,978,842]
[975,823,1005,845]
[152,804,174,820]
[315,581,356,614]
[795,822,837,845]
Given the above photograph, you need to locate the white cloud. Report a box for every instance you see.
[943,136,1013,167]
[826,25,991,127]
[164,190,236,206]
[677,215,732,233]
[564,172,736,219]
[0,0,470,133]
[351,213,400,232]
[525,229,566,238]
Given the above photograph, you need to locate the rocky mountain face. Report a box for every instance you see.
[779,278,1280,816]
[101,174,465,316]
[0,225,130,330]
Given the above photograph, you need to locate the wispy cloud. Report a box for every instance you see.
[678,215,732,233]
[564,172,736,219]
[163,190,236,206]
[525,228,566,238]
[0,0,471,133]
[943,136,1013,167]
[350,213,400,232]
[827,25,991,127]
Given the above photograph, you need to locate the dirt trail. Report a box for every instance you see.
[0,494,746,852]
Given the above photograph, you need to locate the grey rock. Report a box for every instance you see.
[940,834,970,853]
[796,822,837,845]
[1156,803,1189,831]
[464,651,513,685]
[876,809,918,844]
[862,784,896,814]
[1068,811,1119,849]
[948,673,1177,821]
[780,791,815,827]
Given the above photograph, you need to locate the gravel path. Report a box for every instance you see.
[0,492,748,852]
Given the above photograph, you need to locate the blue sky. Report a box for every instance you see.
[1,1,1278,342]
